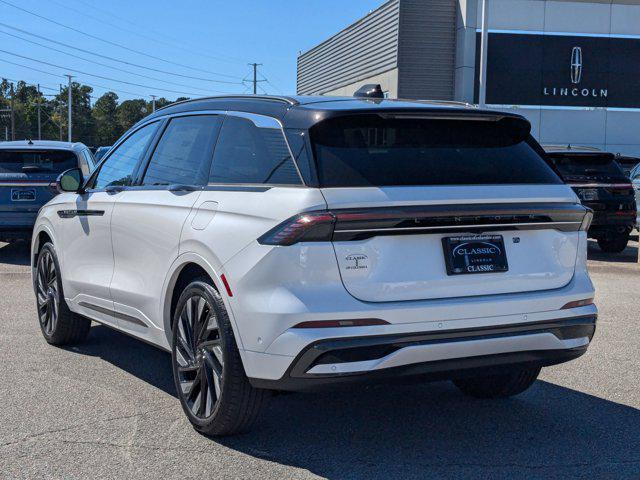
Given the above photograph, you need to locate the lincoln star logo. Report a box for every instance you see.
[570,46,583,84]
[345,254,368,270]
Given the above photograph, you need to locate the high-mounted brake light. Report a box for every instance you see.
[258,212,336,246]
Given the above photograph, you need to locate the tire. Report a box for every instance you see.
[452,367,541,399]
[35,242,91,345]
[171,278,269,436]
[597,232,630,253]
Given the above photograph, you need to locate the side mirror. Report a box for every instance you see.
[56,168,84,194]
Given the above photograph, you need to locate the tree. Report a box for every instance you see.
[55,82,94,144]
[116,99,148,133]
[92,92,120,145]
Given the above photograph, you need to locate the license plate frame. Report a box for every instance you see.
[11,188,36,202]
[442,234,509,276]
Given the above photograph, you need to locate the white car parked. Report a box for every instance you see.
[32,95,597,436]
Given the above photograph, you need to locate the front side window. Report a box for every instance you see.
[92,122,158,189]
[209,115,301,185]
[143,115,221,186]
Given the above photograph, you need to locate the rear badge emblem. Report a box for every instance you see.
[345,254,368,270]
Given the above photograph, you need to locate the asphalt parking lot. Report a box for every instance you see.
[0,239,638,480]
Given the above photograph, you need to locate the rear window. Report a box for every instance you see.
[0,150,77,175]
[309,115,562,187]
[548,154,626,178]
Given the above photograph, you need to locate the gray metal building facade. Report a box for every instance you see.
[297,0,640,155]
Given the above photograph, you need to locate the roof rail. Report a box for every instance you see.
[155,95,298,113]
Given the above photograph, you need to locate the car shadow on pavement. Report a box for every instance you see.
[72,326,639,478]
[0,241,31,266]
[587,238,639,263]
[221,381,640,479]
[66,324,176,396]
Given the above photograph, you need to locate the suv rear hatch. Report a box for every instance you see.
[0,149,77,220]
[546,152,636,225]
[308,113,588,302]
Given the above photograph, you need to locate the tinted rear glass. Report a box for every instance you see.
[0,150,77,175]
[309,115,561,187]
[548,154,626,177]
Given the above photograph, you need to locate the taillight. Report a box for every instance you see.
[258,212,336,246]
[580,210,593,231]
[259,203,590,246]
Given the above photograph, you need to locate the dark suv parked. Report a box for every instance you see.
[0,140,95,243]
[544,145,637,253]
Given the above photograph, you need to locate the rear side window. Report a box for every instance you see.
[309,115,562,187]
[209,116,301,185]
[92,122,158,189]
[0,150,77,175]
[143,115,221,186]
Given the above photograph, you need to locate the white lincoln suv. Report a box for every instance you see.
[32,95,597,436]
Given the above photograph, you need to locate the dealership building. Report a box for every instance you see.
[297,0,640,155]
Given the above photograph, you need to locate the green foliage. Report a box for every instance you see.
[0,78,182,146]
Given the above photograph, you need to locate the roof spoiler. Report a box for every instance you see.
[354,84,384,99]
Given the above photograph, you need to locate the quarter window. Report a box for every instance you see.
[92,122,158,189]
[209,116,301,185]
[143,115,221,186]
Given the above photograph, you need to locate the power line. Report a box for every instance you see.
[0,0,242,79]
[49,0,245,66]
[0,56,167,98]
[0,22,243,84]
[0,29,214,94]
[0,48,214,96]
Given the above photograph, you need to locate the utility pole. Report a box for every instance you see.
[65,74,73,142]
[151,95,157,112]
[59,84,63,141]
[478,0,489,108]
[248,63,265,94]
[9,82,15,141]
[37,84,42,140]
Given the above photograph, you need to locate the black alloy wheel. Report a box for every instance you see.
[36,248,60,337]
[175,292,224,420]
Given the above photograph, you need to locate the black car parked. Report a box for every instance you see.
[544,145,637,253]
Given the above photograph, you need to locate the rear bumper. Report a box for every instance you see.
[248,314,596,391]
[0,225,34,241]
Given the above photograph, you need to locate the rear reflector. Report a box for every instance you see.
[220,274,233,297]
[561,298,594,309]
[292,319,389,329]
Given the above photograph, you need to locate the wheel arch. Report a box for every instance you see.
[161,253,241,349]
[31,223,56,272]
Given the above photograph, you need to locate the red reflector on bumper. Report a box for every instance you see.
[292,319,389,328]
[561,298,594,309]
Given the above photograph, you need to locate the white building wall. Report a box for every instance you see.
[457,0,640,155]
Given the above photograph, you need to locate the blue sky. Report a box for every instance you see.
[0,0,384,102]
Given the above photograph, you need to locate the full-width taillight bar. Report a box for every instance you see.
[258,203,592,246]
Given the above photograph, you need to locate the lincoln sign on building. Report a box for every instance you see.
[297,0,640,155]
